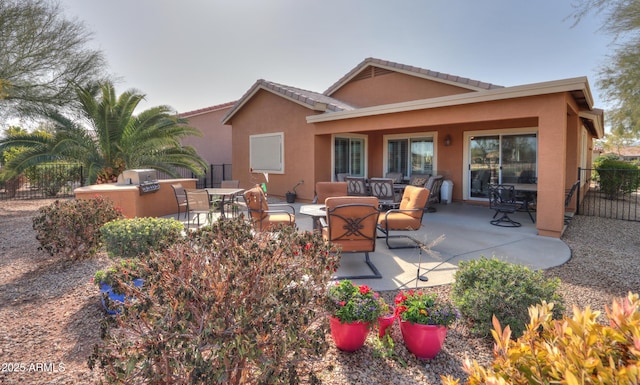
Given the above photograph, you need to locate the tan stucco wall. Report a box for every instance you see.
[181,106,233,166]
[329,71,474,107]
[74,179,196,218]
[229,90,318,201]
[309,93,581,238]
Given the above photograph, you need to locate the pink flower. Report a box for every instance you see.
[359,285,371,295]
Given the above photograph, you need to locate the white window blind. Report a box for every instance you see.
[250,133,284,173]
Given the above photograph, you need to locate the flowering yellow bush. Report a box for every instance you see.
[443,292,640,385]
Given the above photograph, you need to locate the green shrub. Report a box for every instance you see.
[89,218,339,384]
[443,293,640,385]
[100,217,184,259]
[451,257,563,338]
[93,259,138,286]
[32,196,124,260]
[595,159,640,199]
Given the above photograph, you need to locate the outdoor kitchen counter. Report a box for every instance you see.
[74,178,196,218]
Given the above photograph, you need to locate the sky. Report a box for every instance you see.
[58,0,612,115]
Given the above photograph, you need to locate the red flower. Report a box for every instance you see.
[359,285,371,295]
[339,301,346,306]
[395,292,407,305]
[305,243,312,250]
[394,306,407,316]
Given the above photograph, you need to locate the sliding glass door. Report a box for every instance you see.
[468,133,537,199]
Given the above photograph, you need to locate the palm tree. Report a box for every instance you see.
[0,81,207,184]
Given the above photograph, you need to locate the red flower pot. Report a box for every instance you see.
[399,320,447,359]
[377,314,396,338]
[329,316,370,352]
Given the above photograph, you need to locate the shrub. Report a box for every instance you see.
[24,162,83,197]
[93,259,138,287]
[100,217,184,259]
[451,257,563,338]
[443,293,640,385]
[32,196,124,260]
[595,159,640,199]
[89,218,339,384]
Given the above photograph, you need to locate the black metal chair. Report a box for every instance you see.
[345,176,369,196]
[369,177,399,210]
[564,181,580,224]
[424,175,444,212]
[488,184,522,227]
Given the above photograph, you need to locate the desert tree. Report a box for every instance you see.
[0,0,106,122]
[572,0,640,136]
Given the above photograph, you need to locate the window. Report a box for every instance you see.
[250,133,284,174]
[384,134,435,179]
[334,135,366,178]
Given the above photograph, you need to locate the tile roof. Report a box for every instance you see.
[255,80,355,112]
[179,101,237,118]
[222,79,355,124]
[324,57,504,96]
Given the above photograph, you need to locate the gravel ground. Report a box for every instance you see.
[0,199,638,384]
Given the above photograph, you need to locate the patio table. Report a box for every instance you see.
[512,183,537,223]
[205,188,244,218]
[300,204,326,231]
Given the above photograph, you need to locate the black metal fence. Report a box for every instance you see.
[578,167,640,222]
[0,163,84,201]
[158,164,232,189]
[0,163,233,201]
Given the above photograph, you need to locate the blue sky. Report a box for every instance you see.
[59,0,611,114]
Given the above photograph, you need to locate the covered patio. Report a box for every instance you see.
[166,200,570,292]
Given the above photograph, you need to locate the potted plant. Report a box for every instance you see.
[394,289,459,359]
[286,180,304,203]
[94,259,142,315]
[326,280,387,351]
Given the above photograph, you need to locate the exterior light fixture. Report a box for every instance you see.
[444,134,452,146]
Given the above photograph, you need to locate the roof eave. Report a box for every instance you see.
[324,57,502,96]
[308,77,596,124]
[222,81,336,125]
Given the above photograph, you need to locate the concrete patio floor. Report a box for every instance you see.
[167,201,571,292]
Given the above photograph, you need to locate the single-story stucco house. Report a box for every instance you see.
[200,57,603,238]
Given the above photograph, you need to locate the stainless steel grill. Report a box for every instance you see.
[120,169,160,194]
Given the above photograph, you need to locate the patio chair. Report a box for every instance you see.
[320,196,381,279]
[385,172,403,183]
[313,181,348,204]
[369,177,400,210]
[564,181,580,224]
[185,189,212,227]
[424,175,444,212]
[377,185,430,249]
[488,184,522,227]
[171,183,189,220]
[409,173,431,187]
[336,173,350,182]
[242,185,295,232]
[345,176,369,196]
